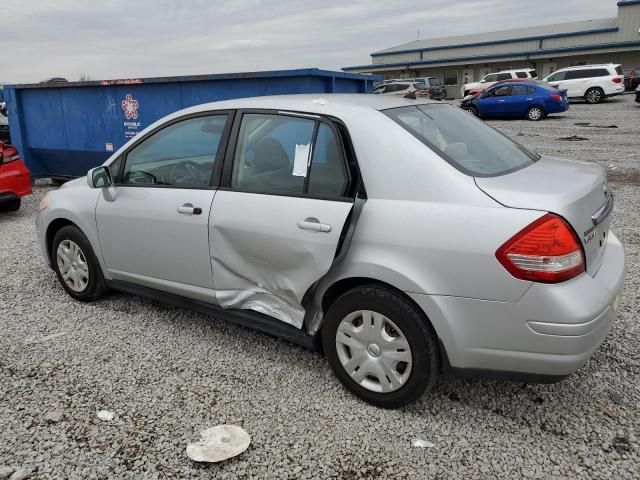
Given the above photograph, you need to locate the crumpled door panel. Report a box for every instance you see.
[210,190,353,328]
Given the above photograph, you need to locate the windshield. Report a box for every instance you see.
[384,104,538,177]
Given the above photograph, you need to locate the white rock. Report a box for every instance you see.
[186,425,250,463]
[45,411,64,423]
[0,467,15,480]
[96,410,114,422]
[9,468,31,480]
[411,439,435,448]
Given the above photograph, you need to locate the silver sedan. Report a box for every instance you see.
[36,94,625,408]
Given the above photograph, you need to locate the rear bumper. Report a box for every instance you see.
[0,160,32,199]
[410,232,625,378]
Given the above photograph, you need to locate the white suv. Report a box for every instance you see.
[543,64,625,104]
[461,69,537,97]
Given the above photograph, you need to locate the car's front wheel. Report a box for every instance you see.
[52,225,109,302]
[526,105,545,121]
[461,105,478,117]
[585,87,604,104]
[0,198,21,212]
[322,285,439,408]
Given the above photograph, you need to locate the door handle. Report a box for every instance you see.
[297,217,331,233]
[177,203,202,215]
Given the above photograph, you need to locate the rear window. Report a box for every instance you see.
[384,104,538,177]
[615,66,623,75]
[530,70,537,78]
[428,78,441,86]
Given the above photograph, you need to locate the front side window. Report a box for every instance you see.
[385,104,538,177]
[482,73,499,83]
[122,115,228,187]
[491,85,512,97]
[547,71,566,82]
[231,113,349,197]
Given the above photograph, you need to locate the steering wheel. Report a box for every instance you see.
[169,160,208,186]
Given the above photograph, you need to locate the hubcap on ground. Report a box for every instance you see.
[56,240,89,292]
[335,310,412,393]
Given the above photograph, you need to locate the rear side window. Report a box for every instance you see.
[232,114,349,197]
[497,73,512,81]
[588,69,611,77]
[384,104,538,177]
[515,72,528,79]
[307,124,349,196]
[530,70,537,78]
[386,84,409,92]
[511,85,530,96]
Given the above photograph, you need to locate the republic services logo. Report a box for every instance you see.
[121,94,139,120]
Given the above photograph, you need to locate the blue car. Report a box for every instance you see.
[460,81,569,121]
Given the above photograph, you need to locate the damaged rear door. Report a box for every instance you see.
[210,111,355,328]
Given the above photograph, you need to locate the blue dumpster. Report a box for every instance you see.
[3,69,380,178]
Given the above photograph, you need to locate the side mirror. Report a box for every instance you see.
[87,166,112,189]
[480,79,486,83]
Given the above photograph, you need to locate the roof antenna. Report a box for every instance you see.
[417,29,420,40]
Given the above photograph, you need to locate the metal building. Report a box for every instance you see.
[343,0,640,98]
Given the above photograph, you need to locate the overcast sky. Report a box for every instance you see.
[2,0,617,84]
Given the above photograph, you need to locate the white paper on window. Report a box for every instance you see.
[292,143,310,177]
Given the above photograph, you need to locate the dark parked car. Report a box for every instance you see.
[460,81,569,121]
[0,109,9,143]
[635,84,640,103]
[623,68,640,90]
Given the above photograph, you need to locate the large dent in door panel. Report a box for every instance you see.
[211,227,328,329]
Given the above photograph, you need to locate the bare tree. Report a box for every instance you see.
[78,73,93,82]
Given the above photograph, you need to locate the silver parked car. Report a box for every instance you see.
[36,94,625,408]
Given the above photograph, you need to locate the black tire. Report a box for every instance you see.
[322,285,439,408]
[526,105,545,121]
[0,198,21,212]
[461,105,478,117]
[51,178,69,186]
[51,225,109,302]
[584,87,604,104]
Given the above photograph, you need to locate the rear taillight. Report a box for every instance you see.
[496,213,585,283]
[612,77,622,84]
[428,87,433,94]
[1,145,20,164]
[550,94,563,101]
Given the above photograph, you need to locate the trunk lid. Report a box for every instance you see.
[476,156,612,275]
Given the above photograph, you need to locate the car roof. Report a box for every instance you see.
[559,64,620,70]
[174,94,439,117]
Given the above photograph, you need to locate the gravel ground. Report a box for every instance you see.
[1,94,639,480]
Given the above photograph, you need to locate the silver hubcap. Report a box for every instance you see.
[335,310,412,393]
[56,240,89,292]
[529,108,542,120]
[587,90,601,103]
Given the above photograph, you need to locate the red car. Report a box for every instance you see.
[0,142,31,212]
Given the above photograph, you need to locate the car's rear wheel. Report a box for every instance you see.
[526,105,545,121]
[584,87,604,104]
[0,198,21,212]
[52,225,108,301]
[322,285,439,408]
